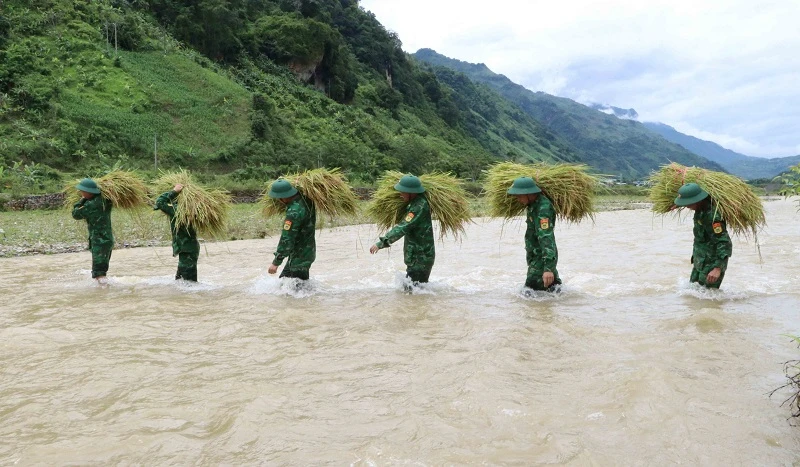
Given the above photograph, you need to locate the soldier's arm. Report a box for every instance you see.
[535,204,558,272]
[710,213,732,268]
[71,198,88,220]
[73,197,104,223]
[272,206,302,266]
[376,200,424,248]
[155,191,177,216]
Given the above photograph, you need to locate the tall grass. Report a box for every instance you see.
[648,163,765,238]
[483,162,599,222]
[260,168,359,219]
[366,171,473,240]
[153,170,232,239]
[63,170,149,210]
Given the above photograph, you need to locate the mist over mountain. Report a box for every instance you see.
[588,104,638,120]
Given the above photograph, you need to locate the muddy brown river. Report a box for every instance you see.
[1,199,799,464]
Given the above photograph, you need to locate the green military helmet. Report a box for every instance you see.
[507,176,542,195]
[394,174,426,194]
[76,178,101,194]
[674,182,708,206]
[268,179,298,199]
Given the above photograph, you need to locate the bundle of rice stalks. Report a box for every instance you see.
[366,171,473,240]
[63,170,149,210]
[260,168,359,219]
[483,162,599,222]
[153,170,231,238]
[648,163,765,238]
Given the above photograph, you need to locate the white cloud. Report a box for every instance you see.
[668,122,764,155]
[360,0,800,157]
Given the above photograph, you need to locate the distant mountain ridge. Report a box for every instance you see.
[413,48,725,179]
[643,122,800,180]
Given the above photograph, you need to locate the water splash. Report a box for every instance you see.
[248,274,319,298]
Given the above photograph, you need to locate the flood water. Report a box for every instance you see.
[2,199,799,465]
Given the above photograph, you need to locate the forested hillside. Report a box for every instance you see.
[414,48,726,179]
[0,0,573,193]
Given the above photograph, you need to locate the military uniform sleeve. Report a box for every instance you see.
[710,212,732,268]
[155,191,178,216]
[273,204,303,266]
[536,202,558,272]
[71,198,88,220]
[377,199,425,248]
[73,197,106,224]
[89,198,111,226]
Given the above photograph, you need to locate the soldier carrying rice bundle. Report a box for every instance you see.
[366,171,472,289]
[649,163,766,288]
[261,168,359,284]
[153,170,232,282]
[66,170,149,284]
[484,162,599,293]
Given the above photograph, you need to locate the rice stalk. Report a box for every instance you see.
[153,170,231,239]
[366,171,473,240]
[260,168,359,219]
[648,163,765,238]
[63,170,149,210]
[483,162,599,222]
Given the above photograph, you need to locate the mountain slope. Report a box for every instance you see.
[414,48,726,179]
[643,122,800,180]
[0,0,579,190]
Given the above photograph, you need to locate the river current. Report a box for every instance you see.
[1,199,799,464]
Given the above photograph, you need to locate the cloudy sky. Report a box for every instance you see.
[359,0,800,157]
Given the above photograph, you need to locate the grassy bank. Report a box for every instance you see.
[0,195,651,258]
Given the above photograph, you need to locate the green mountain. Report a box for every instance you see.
[0,0,577,192]
[414,48,726,179]
[643,122,800,180]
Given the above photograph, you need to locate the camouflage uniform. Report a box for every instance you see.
[690,205,732,288]
[376,195,435,282]
[524,195,561,290]
[273,195,316,280]
[155,190,201,281]
[71,196,114,278]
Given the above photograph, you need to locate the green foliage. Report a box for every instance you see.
[777,163,800,197]
[251,13,329,64]
[0,160,64,195]
[248,12,357,102]
[1,0,641,196]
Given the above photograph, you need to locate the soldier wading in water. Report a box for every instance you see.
[267,179,317,283]
[508,176,561,293]
[71,178,114,284]
[370,175,435,289]
[673,182,732,288]
[154,184,200,282]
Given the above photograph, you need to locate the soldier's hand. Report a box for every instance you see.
[173,184,184,193]
[706,267,721,284]
[542,271,554,288]
[369,244,380,254]
[268,264,279,274]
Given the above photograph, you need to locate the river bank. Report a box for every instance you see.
[0,196,652,258]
